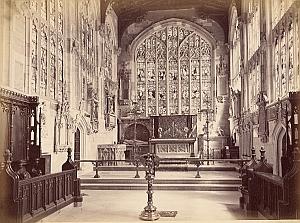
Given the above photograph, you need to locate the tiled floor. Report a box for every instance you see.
[40,190,251,223]
[39,169,263,223]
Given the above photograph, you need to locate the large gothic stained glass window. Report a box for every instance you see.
[135,25,213,116]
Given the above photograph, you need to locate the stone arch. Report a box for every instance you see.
[124,123,150,142]
[272,122,286,176]
[74,114,89,163]
[128,18,217,112]
[129,18,217,56]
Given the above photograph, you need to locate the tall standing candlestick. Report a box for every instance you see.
[140,153,160,221]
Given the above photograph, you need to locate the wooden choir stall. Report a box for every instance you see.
[240,92,300,219]
[0,88,82,223]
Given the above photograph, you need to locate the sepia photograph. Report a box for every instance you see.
[0,0,299,222]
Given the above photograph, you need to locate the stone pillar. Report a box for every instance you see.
[215,43,230,136]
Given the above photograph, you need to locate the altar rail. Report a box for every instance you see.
[75,157,250,179]
[0,149,82,223]
[240,147,300,219]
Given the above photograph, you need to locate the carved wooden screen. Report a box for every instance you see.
[0,88,40,163]
[135,25,213,116]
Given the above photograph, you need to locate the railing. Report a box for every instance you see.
[249,170,284,219]
[19,169,77,222]
[75,157,250,179]
[0,149,82,223]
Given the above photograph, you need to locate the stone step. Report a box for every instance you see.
[81,183,239,191]
[81,178,241,185]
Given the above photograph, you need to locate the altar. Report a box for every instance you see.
[149,115,197,158]
[97,144,126,165]
[149,138,196,158]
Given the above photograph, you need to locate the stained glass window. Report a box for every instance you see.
[30,0,37,11]
[31,20,38,93]
[50,34,56,98]
[248,0,260,58]
[104,24,113,78]
[231,16,241,90]
[136,43,147,114]
[275,37,280,99]
[58,40,63,101]
[273,11,299,100]
[41,0,47,20]
[135,25,213,116]
[288,19,294,91]
[58,0,63,35]
[50,0,55,27]
[281,30,287,96]
[200,38,211,111]
[30,0,64,99]
[40,28,47,96]
[248,62,260,112]
[78,7,96,112]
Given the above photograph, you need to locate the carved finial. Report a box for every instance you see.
[251,147,256,160]
[3,149,12,164]
[67,148,72,158]
[260,146,266,161]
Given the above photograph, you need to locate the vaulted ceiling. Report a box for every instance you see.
[101,0,237,42]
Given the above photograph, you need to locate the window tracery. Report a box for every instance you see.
[103,24,113,79]
[40,28,48,96]
[31,20,38,93]
[248,60,260,112]
[41,0,47,20]
[103,20,117,130]
[273,8,299,100]
[58,41,63,101]
[231,17,241,89]
[135,25,213,116]
[50,0,55,27]
[247,0,260,58]
[49,34,56,99]
[272,0,295,29]
[30,0,64,100]
[79,8,96,116]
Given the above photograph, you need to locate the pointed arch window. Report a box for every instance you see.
[40,28,48,96]
[135,24,213,116]
[30,0,64,99]
[273,9,299,100]
[49,34,56,99]
[31,20,38,93]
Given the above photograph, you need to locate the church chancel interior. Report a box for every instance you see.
[0,0,300,222]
